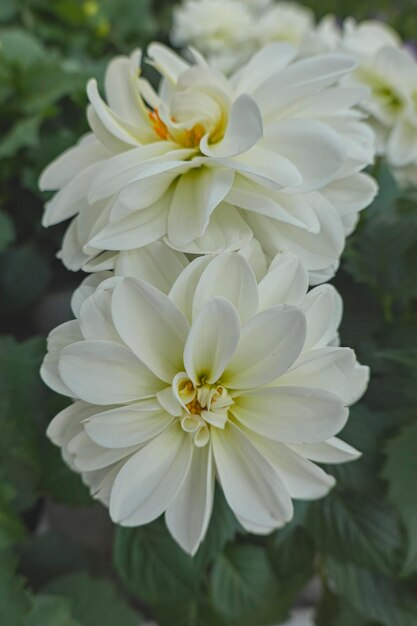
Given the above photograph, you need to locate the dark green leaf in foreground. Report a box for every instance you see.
[328,558,417,626]
[44,572,140,626]
[210,544,278,621]
[383,422,417,577]
[306,491,402,575]
[24,595,80,626]
[0,551,31,626]
[114,519,199,604]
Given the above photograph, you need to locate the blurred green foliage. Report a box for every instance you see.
[1,1,417,625]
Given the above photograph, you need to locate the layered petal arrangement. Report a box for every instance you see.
[40,41,376,282]
[41,251,368,554]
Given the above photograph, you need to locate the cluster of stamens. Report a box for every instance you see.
[175,375,234,447]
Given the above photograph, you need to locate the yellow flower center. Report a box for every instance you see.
[174,375,234,446]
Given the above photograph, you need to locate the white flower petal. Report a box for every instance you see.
[47,400,99,447]
[244,429,336,499]
[291,436,360,464]
[167,167,235,246]
[200,94,263,158]
[59,340,163,404]
[68,431,137,471]
[147,42,190,83]
[234,43,297,94]
[84,403,173,448]
[212,423,293,529]
[114,243,188,293]
[104,49,155,138]
[169,256,214,322]
[167,203,253,254]
[192,253,259,324]
[40,321,83,396]
[79,288,120,342]
[301,284,343,350]
[258,252,308,309]
[109,423,193,525]
[166,443,215,555]
[112,277,189,382]
[223,306,306,389]
[88,194,170,251]
[232,386,348,443]
[183,297,240,385]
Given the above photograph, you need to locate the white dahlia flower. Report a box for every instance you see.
[257,2,315,48]
[40,42,376,282]
[304,17,417,183]
[42,251,368,555]
[171,0,255,73]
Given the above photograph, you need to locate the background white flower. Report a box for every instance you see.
[40,42,376,282]
[42,251,368,555]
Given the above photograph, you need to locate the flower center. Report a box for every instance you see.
[174,375,234,447]
[148,108,216,148]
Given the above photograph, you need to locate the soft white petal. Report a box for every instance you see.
[47,400,100,447]
[109,424,193,525]
[290,436,360,464]
[192,253,259,324]
[223,306,306,389]
[234,43,297,94]
[232,386,348,443]
[169,256,213,322]
[244,429,336,499]
[183,297,240,385]
[59,340,163,404]
[167,203,253,254]
[111,277,189,382]
[200,94,263,158]
[167,166,235,246]
[212,423,293,529]
[84,403,173,448]
[147,42,190,83]
[79,288,120,342]
[68,431,137,471]
[166,443,215,555]
[114,243,188,293]
[301,284,343,350]
[258,252,308,309]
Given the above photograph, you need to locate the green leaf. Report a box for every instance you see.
[0,480,26,549]
[382,422,417,577]
[0,211,15,250]
[268,526,315,595]
[24,595,80,626]
[114,519,199,604]
[0,336,47,510]
[306,491,402,575]
[194,488,242,570]
[0,551,31,626]
[0,116,43,158]
[210,544,277,620]
[316,589,375,626]
[0,28,45,69]
[155,599,227,626]
[327,558,417,626]
[44,572,141,626]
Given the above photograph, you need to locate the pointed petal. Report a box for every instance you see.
[59,340,163,404]
[192,253,259,324]
[109,424,193,525]
[84,404,173,448]
[112,277,189,382]
[223,306,306,389]
[184,297,240,385]
[232,386,348,443]
[166,443,215,555]
[212,423,293,529]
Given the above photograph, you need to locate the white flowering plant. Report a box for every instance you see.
[1,2,417,626]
